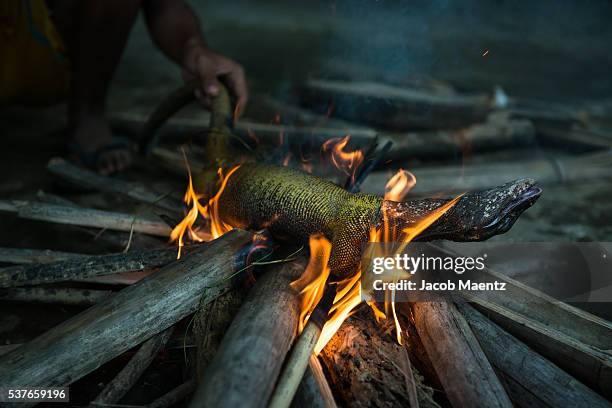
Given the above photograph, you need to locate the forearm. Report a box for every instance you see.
[143,0,205,65]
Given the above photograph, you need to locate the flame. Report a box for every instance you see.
[291,234,332,332]
[322,135,364,183]
[170,164,241,258]
[169,163,209,259]
[384,169,416,202]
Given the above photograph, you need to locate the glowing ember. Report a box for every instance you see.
[322,135,364,183]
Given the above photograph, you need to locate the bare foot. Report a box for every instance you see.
[70,114,133,175]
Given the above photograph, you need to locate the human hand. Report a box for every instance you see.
[182,42,248,116]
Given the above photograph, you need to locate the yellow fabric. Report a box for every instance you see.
[0,0,71,105]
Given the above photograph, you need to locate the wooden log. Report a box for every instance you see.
[457,302,611,408]
[115,109,535,164]
[318,308,438,408]
[32,194,167,251]
[0,230,253,395]
[190,258,306,408]
[0,344,20,357]
[429,243,612,397]
[0,287,112,306]
[299,79,491,130]
[0,247,179,288]
[411,301,512,408]
[192,274,333,408]
[0,247,85,265]
[77,270,152,285]
[47,158,181,213]
[291,356,337,408]
[0,200,172,237]
[361,150,612,195]
[193,288,247,377]
[386,112,535,161]
[89,327,174,407]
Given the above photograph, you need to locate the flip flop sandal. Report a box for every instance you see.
[67,136,133,173]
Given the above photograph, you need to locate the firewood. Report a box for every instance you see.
[193,287,247,377]
[0,247,179,288]
[0,230,253,394]
[89,327,174,407]
[0,247,84,265]
[47,158,181,213]
[269,314,323,408]
[411,301,513,408]
[291,356,337,408]
[192,270,333,408]
[428,242,612,398]
[386,112,535,161]
[33,193,169,251]
[0,200,172,237]
[0,287,112,306]
[318,309,438,408]
[362,150,612,195]
[299,79,491,130]
[458,302,611,408]
[190,258,306,408]
[78,270,152,285]
[0,345,20,357]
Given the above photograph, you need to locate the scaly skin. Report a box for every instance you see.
[143,83,541,277]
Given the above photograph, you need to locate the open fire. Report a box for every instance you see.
[170,132,461,353]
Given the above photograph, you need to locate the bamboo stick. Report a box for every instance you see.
[0,230,252,396]
[190,258,306,408]
[291,356,337,408]
[457,302,610,408]
[411,301,513,408]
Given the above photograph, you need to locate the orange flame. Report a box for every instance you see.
[170,164,241,258]
[322,135,364,183]
[291,234,332,332]
[384,169,416,202]
[169,164,209,259]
